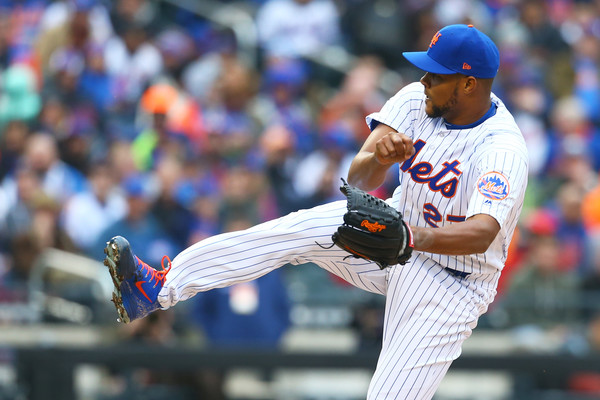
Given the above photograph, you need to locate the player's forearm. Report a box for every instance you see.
[347,151,390,191]
[410,215,500,255]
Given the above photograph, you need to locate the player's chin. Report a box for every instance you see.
[424,103,435,118]
[425,103,444,119]
[424,97,433,111]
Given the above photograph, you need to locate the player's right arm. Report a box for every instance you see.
[410,214,501,255]
[347,123,415,191]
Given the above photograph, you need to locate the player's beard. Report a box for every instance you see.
[427,85,459,119]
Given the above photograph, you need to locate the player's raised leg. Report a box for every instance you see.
[159,200,389,307]
[105,200,389,323]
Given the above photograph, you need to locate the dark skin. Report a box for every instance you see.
[348,72,500,255]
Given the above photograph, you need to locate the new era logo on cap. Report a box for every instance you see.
[403,24,500,79]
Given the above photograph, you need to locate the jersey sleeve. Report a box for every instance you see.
[466,147,528,229]
[365,82,424,133]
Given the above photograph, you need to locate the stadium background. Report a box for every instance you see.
[1,0,600,399]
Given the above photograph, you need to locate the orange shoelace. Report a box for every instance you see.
[137,255,172,288]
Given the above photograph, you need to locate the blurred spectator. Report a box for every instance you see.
[571,33,600,124]
[256,0,341,59]
[556,1,600,101]
[6,192,77,286]
[150,156,196,252]
[40,49,101,173]
[41,50,101,152]
[28,192,77,251]
[35,0,96,74]
[340,0,409,69]
[254,58,315,155]
[546,96,600,178]
[78,43,117,114]
[154,27,196,86]
[103,23,163,114]
[136,82,205,153]
[2,132,87,204]
[551,182,589,275]
[131,83,183,171]
[501,232,580,329]
[37,96,73,140]
[519,0,570,58]
[202,57,261,165]
[192,270,291,348]
[504,72,550,178]
[0,166,43,242]
[107,140,139,182]
[60,161,127,253]
[45,48,85,103]
[404,5,439,59]
[260,123,306,214]
[432,0,492,27]
[94,173,176,266]
[0,120,30,180]
[0,64,41,128]
[39,0,113,44]
[320,55,388,143]
[292,122,358,203]
[181,28,238,103]
[218,165,275,230]
[186,172,220,245]
[491,208,557,305]
[108,0,165,37]
[191,213,291,347]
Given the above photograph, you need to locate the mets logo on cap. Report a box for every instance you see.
[477,171,509,200]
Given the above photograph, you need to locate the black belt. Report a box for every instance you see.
[446,268,470,279]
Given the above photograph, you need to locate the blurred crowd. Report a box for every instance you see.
[0,0,599,369]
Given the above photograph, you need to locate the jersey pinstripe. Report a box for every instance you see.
[157,81,528,400]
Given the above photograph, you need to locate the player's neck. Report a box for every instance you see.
[445,102,497,130]
[444,97,492,126]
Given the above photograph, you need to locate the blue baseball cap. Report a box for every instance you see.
[403,24,500,79]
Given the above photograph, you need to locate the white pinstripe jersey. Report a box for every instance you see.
[156,80,528,400]
[366,82,529,277]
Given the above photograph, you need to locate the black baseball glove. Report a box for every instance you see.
[332,179,413,269]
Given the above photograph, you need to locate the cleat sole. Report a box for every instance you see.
[104,239,131,324]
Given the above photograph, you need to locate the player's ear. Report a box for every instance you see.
[462,76,478,95]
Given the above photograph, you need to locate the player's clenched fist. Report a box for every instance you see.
[374,131,415,165]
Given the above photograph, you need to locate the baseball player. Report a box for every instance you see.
[104,24,528,399]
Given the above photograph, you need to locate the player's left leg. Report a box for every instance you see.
[365,253,497,400]
[159,200,388,308]
[106,200,389,323]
